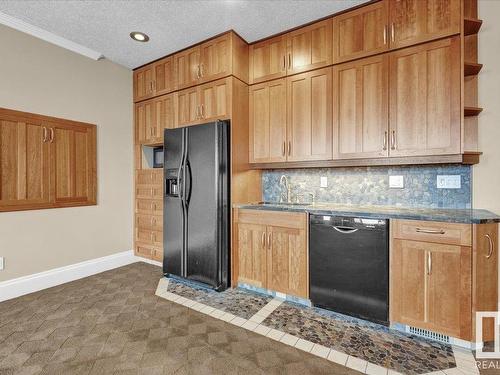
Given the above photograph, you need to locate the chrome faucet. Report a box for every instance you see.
[279,175,291,203]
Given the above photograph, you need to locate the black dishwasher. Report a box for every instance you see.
[309,215,389,324]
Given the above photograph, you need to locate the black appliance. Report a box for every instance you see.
[163,120,230,291]
[153,147,164,168]
[309,215,389,324]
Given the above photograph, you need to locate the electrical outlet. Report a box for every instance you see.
[389,175,404,189]
[437,175,461,189]
[0,257,4,271]
[320,176,328,188]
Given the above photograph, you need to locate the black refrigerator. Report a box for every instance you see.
[163,120,230,291]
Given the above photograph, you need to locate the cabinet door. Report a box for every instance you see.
[133,65,155,102]
[286,19,333,75]
[333,55,389,159]
[176,46,201,89]
[135,100,156,144]
[249,79,287,163]
[249,35,287,84]
[267,225,308,298]
[237,223,267,287]
[389,37,460,157]
[154,93,176,141]
[177,86,200,126]
[427,244,471,338]
[200,34,231,83]
[199,78,231,123]
[389,0,460,49]
[49,123,96,205]
[0,117,50,210]
[154,56,176,95]
[287,67,332,161]
[333,0,389,63]
[390,239,427,326]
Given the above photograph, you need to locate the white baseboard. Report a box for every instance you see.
[137,257,162,267]
[0,250,145,302]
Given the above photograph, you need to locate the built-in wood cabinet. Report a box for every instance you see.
[135,93,177,144]
[389,0,461,49]
[249,35,287,85]
[333,54,389,159]
[389,37,461,157]
[234,209,308,299]
[134,56,176,102]
[200,33,231,82]
[333,0,389,63]
[249,79,287,163]
[134,64,156,102]
[0,108,96,212]
[287,67,332,161]
[176,46,201,90]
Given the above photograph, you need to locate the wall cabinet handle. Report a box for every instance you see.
[196,65,201,79]
[196,105,200,120]
[416,228,445,235]
[383,131,388,151]
[383,25,387,45]
[42,126,48,143]
[288,141,291,156]
[485,234,494,259]
[282,55,286,71]
[201,104,205,118]
[391,23,395,43]
[49,128,55,143]
[427,253,432,275]
[390,130,396,150]
[261,232,266,248]
[200,63,204,78]
[282,141,286,156]
[267,233,272,248]
[288,53,291,70]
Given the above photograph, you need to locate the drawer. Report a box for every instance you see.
[152,248,163,262]
[234,209,307,230]
[136,199,163,215]
[136,186,163,199]
[136,228,162,246]
[392,219,472,246]
[136,213,163,231]
[135,244,153,259]
[136,169,163,185]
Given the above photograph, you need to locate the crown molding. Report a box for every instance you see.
[0,11,104,61]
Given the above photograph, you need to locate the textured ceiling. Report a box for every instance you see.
[0,0,368,69]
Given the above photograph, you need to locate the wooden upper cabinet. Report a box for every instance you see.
[200,34,231,83]
[135,100,156,144]
[333,55,389,160]
[286,18,333,75]
[389,37,461,157]
[134,65,155,102]
[237,223,267,287]
[287,67,333,161]
[153,93,177,140]
[199,78,231,123]
[154,56,176,96]
[249,79,287,163]
[249,35,287,84]
[389,0,460,49]
[177,86,201,127]
[49,122,97,205]
[0,116,50,210]
[176,46,201,90]
[333,0,389,63]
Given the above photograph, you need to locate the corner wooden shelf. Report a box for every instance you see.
[464,62,483,76]
[464,106,483,117]
[464,18,483,36]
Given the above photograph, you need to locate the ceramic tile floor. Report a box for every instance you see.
[158,276,482,375]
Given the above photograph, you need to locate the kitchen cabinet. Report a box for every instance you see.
[333,54,389,159]
[389,37,461,157]
[134,64,155,102]
[389,0,460,49]
[237,223,267,288]
[177,86,201,127]
[200,33,231,83]
[0,116,50,209]
[176,46,201,90]
[333,0,389,63]
[234,209,308,298]
[154,56,176,96]
[249,35,287,84]
[287,18,333,75]
[135,100,156,144]
[154,93,177,136]
[287,67,332,161]
[249,79,287,163]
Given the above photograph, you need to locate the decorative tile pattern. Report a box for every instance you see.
[262,164,472,209]
[262,301,456,375]
[166,278,273,320]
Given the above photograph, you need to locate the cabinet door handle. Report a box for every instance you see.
[282,55,286,71]
[383,25,387,45]
[485,234,494,259]
[288,53,291,70]
[267,233,272,249]
[427,253,432,275]
[261,232,266,248]
[49,128,55,143]
[391,23,395,43]
[416,228,445,235]
[282,141,286,156]
[195,105,200,120]
[201,104,205,118]
[42,126,48,143]
[200,63,204,78]
[196,65,201,79]
[390,130,396,150]
[288,141,291,156]
[383,131,388,151]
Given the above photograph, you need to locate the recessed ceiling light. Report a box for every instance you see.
[130,31,149,42]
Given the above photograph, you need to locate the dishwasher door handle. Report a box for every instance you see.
[332,226,359,234]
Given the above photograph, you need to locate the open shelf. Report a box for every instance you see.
[464,106,483,117]
[464,62,483,76]
[464,18,483,36]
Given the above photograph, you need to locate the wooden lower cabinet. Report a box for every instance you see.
[234,209,308,299]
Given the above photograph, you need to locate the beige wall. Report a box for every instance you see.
[0,25,133,282]
[474,0,500,214]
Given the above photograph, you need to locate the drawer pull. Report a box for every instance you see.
[416,228,445,235]
[485,234,494,259]
[427,253,432,275]
[261,232,266,248]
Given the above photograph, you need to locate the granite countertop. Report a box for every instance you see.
[234,202,500,224]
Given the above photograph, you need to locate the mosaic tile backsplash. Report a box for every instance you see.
[262,165,472,209]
